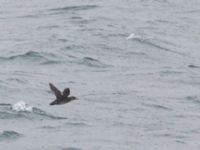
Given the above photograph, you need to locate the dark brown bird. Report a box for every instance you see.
[49,83,77,105]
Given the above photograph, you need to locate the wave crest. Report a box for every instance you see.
[78,56,112,68]
[49,5,99,13]
[0,130,22,141]
[0,102,66,120]
[12,101,32,112]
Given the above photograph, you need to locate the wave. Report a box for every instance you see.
[154,132,187,140]
[12,101,32,112]
[188,64,200,68]
[142,103,172,111]
[186,96,200,105]
[49,5,99,13]
[127,33,185,56]
[37,125,60,130]
[126,33,145,41]
[143,40,184,56]
[0,103,66,120]
[126,33,153,41]
[77,56,112,68]
[0,51,61,65]
[0,130,22,141]
[41,60,63,65]
[32,107,67,120]
[64,121,90,127]
[9,51,44,61]
[0,51,45,62]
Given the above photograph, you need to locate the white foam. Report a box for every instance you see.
[126,33,153,41]
[126,33,141,40]
[12,101,33,112]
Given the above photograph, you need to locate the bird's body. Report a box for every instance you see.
[49,83,77,105]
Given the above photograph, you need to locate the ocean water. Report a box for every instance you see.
[0,0,200,149]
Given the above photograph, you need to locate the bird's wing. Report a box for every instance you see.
[63,88,70,98]
[49,83,62,99]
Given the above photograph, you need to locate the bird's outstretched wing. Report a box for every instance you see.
[49,83,62,99]
[63,88,70,98]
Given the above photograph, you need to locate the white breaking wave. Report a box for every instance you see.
[12,101,33,112]
[126,33,142,40]
[126,33,153,41]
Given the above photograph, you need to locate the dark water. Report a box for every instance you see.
[1,0,200,149]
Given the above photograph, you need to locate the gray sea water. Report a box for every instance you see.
[0,0,200,149]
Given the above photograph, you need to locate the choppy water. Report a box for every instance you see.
[1,0,200,149]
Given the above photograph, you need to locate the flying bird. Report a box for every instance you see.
[49,83,77,105]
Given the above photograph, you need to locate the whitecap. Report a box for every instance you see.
[12,101,32,112]
[126,33,153,41]
[126,33,142,40]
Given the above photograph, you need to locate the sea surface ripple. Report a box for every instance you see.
[1,0,200,150]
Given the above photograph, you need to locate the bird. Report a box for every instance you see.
[49,83,77,105]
